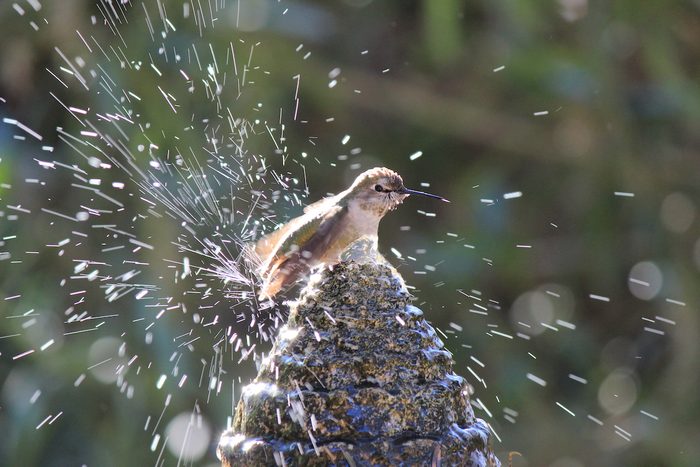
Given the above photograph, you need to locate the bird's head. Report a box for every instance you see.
[347,167,448,216]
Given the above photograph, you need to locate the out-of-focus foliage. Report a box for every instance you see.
[1,1,699,466]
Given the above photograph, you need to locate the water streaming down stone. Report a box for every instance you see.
[218,239,500,466]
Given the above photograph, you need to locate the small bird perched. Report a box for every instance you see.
[251,167,449,299]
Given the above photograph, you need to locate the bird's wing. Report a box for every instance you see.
[302,194,338,214]
[281,204,348,259]
[259,205,349,298]
[252,214,306,261]
[265,205,346,272]
[253,193,343,261]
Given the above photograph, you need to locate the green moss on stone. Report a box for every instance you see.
[218,261,500,466]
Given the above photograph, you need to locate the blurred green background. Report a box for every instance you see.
[1,1,699,466]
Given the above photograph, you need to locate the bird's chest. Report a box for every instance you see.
[347,203,382,237]
[318,207,380,262]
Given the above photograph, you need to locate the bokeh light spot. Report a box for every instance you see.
[510,290,554,335]
[598,368,638,416]
[628,261,663,300]
[660,192,695,233]
[87,337,127,384]
[165,412,212,462]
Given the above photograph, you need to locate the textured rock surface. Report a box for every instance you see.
[218,260,500,466]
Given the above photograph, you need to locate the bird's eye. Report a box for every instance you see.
[374,184,383,192]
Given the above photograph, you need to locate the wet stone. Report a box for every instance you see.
[218,261,500,466]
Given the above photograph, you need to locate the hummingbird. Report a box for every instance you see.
[250,167,449,299]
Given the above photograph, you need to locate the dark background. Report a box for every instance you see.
[1,1,699,466]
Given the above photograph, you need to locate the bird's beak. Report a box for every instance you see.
[396,187,450,203]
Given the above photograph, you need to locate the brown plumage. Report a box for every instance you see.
[250,167,448,299]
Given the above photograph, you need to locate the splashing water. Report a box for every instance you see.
[0,1,316,463]
[0,1,683,466]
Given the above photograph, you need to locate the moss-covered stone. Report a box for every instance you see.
[218,260,500,466]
